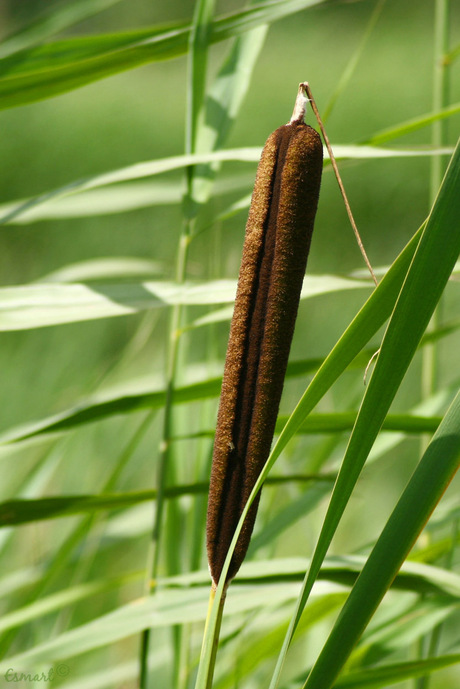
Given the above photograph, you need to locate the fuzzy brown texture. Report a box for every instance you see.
[206,121,323,586]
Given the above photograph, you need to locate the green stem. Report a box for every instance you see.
[421,0,452,423]
[417,4,450,687]
[430,0,451,203]
[139,222,192,688]
[202,587,227,689]
[421,0,450,409]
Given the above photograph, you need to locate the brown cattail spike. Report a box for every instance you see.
[206,87,323,587]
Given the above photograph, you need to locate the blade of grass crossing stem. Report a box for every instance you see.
[269,138,460,689]
[303,388,460,689]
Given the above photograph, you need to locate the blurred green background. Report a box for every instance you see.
[0,0,459,686]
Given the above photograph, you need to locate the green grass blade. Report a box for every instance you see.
[0,480,325,527]
[0,577,321,670]
[0,354,326,444]
[303,387,460,689]
[188,22,267,211]
[269,138,460,688]
[0,254,454,447]
[186,0,216,159]
[0,274,370,331]
[0,146,450,227]
[39,257,164,282]
[1,558,456,669]
[195,411,443,438]
[275,412,442,435]
[0,225,423,439]
[0,182,185,222]
[194,221,423,689]
[0,174,255,223]
[0,0,325,111]
[0,491,162,526]
[0,571,140,634]
[0,0,125,59]
[334,654,460,688]
[364,102,460,146]
[167,556,460,598]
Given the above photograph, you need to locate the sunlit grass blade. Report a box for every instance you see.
[0,274,370,331]
[303,388,460,689]
[0,577,328,671]
[0,182,185,222]
[0,173,254,223]
[39,257,164,282]
[0,146,451,226]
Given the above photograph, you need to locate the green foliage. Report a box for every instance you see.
[0,0,459,688]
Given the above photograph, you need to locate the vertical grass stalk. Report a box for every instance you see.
[417,6,452,683]
[421,0,451,406]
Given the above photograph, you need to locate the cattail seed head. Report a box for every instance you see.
[206,108,323,587]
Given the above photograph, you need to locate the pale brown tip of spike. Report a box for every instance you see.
[290,82,310,123]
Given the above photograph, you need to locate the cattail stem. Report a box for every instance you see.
[199,586,227,689]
